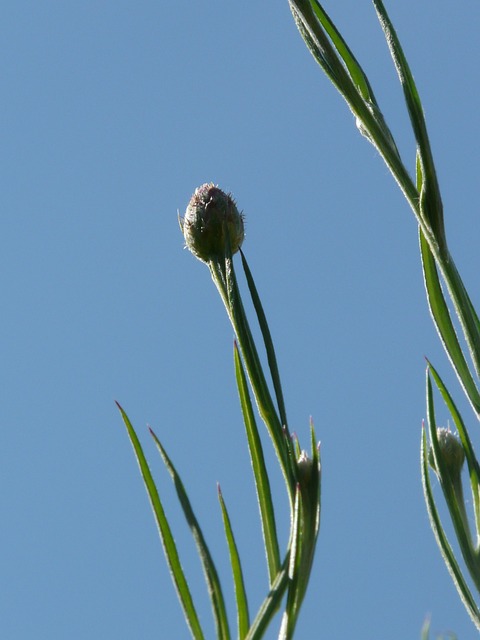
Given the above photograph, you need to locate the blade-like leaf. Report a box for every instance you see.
[149,428,231,640]
[280,485,303,640]
[310,420,322,538]
[373,0,444,247]
[289,0,353,94]
[219,255,296,491]
[309,0,373,102]
[427,361,480,487]
[420,230,480,415]
[217,485,250,639]
[245,560,290,640]
[397,17,480,383]
[209,256,294,491]
[240,250,288,435]
[234,342,281,583]
[116,402,205,640]
[290,0,418,218]
[420,617,431,640]
[443,258,480,380]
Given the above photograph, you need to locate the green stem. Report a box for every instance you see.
[291,0,480,397]
[208,256,296,500]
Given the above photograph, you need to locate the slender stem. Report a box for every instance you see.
[208,257,296,500]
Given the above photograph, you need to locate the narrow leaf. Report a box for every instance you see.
[308,0,375,104]
[234,342,281,583]
[240,250,288,433]
[289,0,351,92]
[245,561,290,640]
[373,0,444,247]
[290,0,417,216]
[442,256,480,381]
[427,362,480,483]
[378,0,480,382]
[420,229,480,415]
[280,486,303,640]
[116,402,205,640]
[213,255,294,492]
[149,428,231,640]
[217,485,250,639]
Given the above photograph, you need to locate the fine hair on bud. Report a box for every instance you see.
[180,183,245,263]
[429,427,466,479]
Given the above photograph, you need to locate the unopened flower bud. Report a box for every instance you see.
[180,183,244,263]
[295,448,321,548]
[429,427,465,479]
[297,450,314,485]
[296,448,321,508]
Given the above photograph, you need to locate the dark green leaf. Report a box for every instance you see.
[217,485,250,639]
[149,428,231,640]
[308,0,376,105]
[240,250,288,434]
[281,486,303,639]
[428,362,480,486]
[374,0,444,248]
[116,402,205,640]
[234,342,281,583]
[420,230,480,415]
[245,561,290,640]
[209,255,294,492]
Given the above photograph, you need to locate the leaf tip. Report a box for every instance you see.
[148,425,158,439]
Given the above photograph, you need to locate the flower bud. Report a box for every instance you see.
[296,448,321,512]
[429,427,465,479]
[180,183,244,263]
[297,450,314,485]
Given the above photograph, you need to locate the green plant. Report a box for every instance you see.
[118,183,320,639]
[288,0,480,631]
[118,1,480,636]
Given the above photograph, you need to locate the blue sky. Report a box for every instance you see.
[2,1,480,638]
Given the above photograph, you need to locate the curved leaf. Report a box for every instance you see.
[149,428,231,640]
[217,485,250,639]
[116,402,205,640]
[420,230,480,415]
[234,342,281,584]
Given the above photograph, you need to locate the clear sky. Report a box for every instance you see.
[2,1,480,638]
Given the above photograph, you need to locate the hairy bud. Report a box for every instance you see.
[180,183,244,262]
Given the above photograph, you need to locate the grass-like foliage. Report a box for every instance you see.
[288,0,480,633]
[119,182,320,639]
[118,1,479,637]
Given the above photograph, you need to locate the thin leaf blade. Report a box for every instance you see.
[149,427,231,640]
[240,250,288,433]
[116,402,205,640]
[217,485,250,639]
[234,342,281,583]
[245,561,290,640]
[374,0,444,245]
[420,229,480,415]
